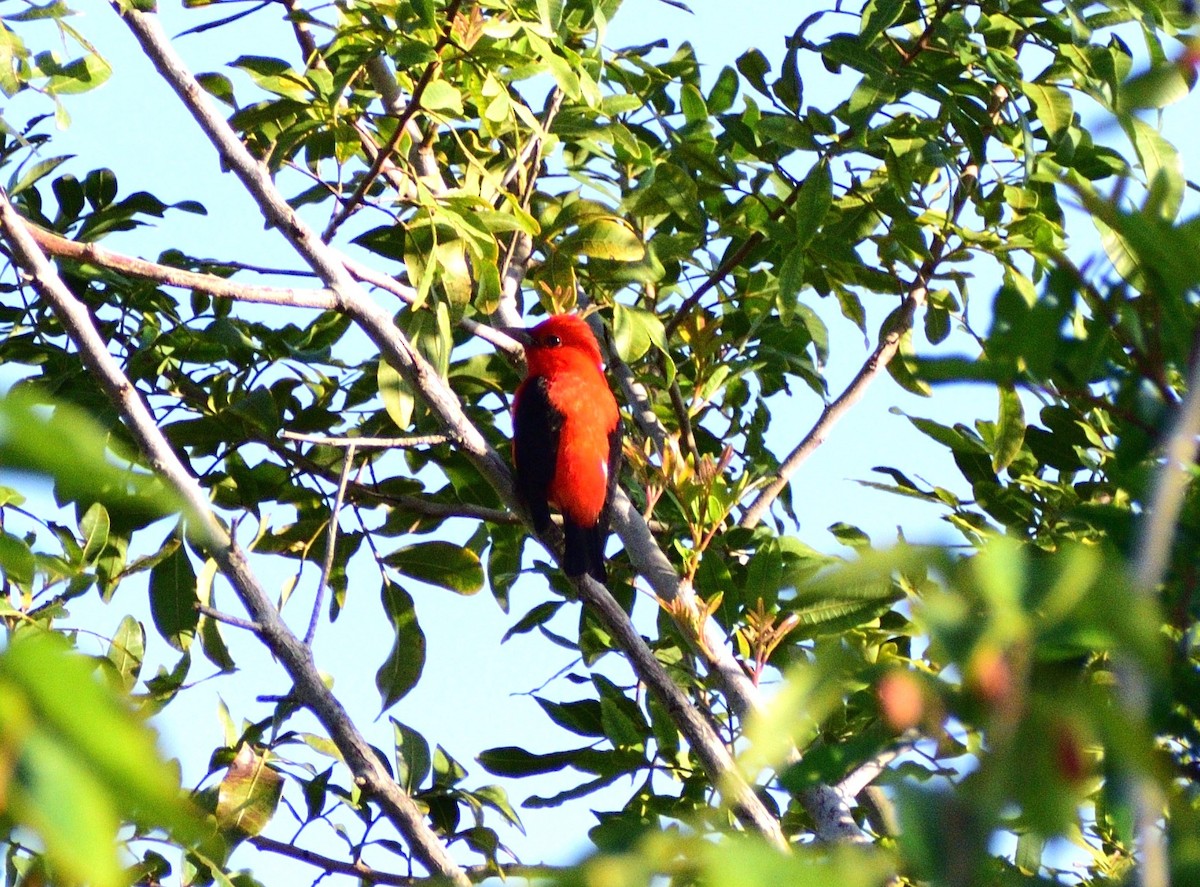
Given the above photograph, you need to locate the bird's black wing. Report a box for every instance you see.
[512,375,561,534]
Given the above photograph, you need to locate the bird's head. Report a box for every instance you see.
[507,314,605,376]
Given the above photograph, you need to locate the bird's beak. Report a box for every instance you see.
[495,326,533,348]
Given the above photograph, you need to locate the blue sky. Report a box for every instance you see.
[3,0,1198,882]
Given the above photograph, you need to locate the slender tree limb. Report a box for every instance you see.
[497,87,563,195]
[662,185,803,338]
[112,3,786,844]
[307,442,355,645]
[281,430,450,448]
[276,0,417,201]
[197,604,263,633]
[341,254,524,357]
[26,224,340,309]
[737,161,980,530]
[493,89,562,327]
[322,1,465,242]
[1119,336,1200,887]
[248,834,562,885]
[572,573,787,848]
[365,56,447,193]
[0,185,470,885]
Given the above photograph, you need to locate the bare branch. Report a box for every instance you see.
[0,184,469,885]
[572,573,787,847]
[197,604,263,633]
[663,184,803,339]
[280,430,451,449]
[493,89,563,327]
[307,442,355,646]
[365,56,447,193]
[249,834,562,885]
[322,1,465,241]
[737,161,980,530]
[27,224,339,309]
[275,0,418,201]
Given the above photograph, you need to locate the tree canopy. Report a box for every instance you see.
[1,0,1199,885]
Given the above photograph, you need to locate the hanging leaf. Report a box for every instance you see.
[215,744,283,837]
[375,581,427,711]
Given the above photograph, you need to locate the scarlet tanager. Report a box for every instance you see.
[508,314,621,582]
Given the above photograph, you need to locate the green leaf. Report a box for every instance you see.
[992,385,1026,473]
[149,537,198,652]
[1022,80,1073,141]
[536,697,606,737]
[105,615,145,692]
[1126,116,1184,221]
[79,502,110,564]
[391,718,432,792]
[0,632,205,849]
[612,303,665,362]
[375,581,426,711]
[378,358,414,430]
[215,744,283,837]
[793,160,833,251]
[8,154,72,196]
[560,217,645,261]
[1118,60,1196,112]
[707,65,739,114]
[422,80,464,115]
[477,746,584,777]
[0,390,181,527]
[385,541,484,594]
[736,48,770,95]
[0,531,35,588]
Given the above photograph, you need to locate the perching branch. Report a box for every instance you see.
[0,184,470,886]
[112,2,785,845]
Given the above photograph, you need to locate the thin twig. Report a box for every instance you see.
[662,185,802,338]
[737,161,980,530]
[1120,335,1200,887]
[249,834,561,885]
[307,443,356,646]
[321,0,465,242]
[26,224,339,309]
[281,430,450,448]
[197,604,263,633]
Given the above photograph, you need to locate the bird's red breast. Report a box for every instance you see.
[513,315,619,529]
[510,313,622,581]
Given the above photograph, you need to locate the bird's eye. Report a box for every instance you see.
[544,334,562,347]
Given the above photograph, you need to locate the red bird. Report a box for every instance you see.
[510,314,621,582]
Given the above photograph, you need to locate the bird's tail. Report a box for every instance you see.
[563,521,607,583]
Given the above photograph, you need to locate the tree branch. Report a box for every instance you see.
[26,224,340,310]
[737,161,980,530]
[248,834,562,885]
[322,0,464,242]
[662,185,803,339]
[111,3,785,845]
[307,442,355,645]
[0,184,470,885]
[1120,332,1200,887]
